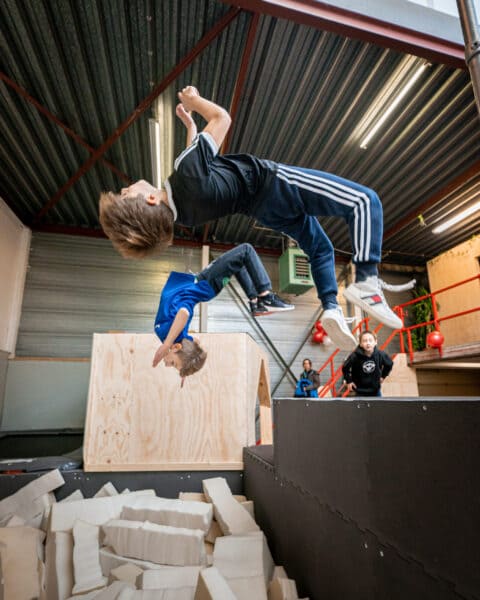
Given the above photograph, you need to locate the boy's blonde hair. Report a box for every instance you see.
[177,339,207,377]
[99,192,174,258]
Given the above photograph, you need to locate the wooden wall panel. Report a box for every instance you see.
[382,354,419,397]
[84,333,271,471]
[427,237,480,346]
[416,368,480,396]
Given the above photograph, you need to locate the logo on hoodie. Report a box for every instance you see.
[363,360,376,374]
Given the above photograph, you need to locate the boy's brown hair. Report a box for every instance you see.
[359,330,377,342]
[99,192,174,258]
[177,339,207,377]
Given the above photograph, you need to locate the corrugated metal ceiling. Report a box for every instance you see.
[0,0,479,266]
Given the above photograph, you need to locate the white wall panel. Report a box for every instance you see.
[0,197,31,354]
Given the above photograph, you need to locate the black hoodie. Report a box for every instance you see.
[342,347,393,396]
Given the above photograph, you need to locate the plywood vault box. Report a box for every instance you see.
[84,333,272,472]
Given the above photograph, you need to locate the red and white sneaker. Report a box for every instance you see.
[344,276,403,329]
[321,306,357,351]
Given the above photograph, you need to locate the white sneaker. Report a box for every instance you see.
[344,276,403,329]
[321,306,357,351]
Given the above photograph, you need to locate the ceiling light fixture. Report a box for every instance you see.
[360,62,428,149]
[432,201,480,234]
[149,118,162,188]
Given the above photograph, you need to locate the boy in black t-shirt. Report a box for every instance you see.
[100,86,403,351]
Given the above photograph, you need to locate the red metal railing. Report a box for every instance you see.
[317,274,480,397]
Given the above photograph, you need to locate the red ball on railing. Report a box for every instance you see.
[426,330,444,348]
[314,320,325,334]
[312,331,325,344]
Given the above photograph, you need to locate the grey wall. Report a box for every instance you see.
[3,232,412,430]
[2,359,90,430]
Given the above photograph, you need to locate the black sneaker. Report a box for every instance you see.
[260,292,295,312]
[250,300,272,317]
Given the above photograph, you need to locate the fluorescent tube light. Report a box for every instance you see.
[360,63,428,149]
[432,201,480,234]
[148,118,161,188]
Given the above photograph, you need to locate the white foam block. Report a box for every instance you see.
[67,590,105,599]
[60,490,84,503]
[121,496,213,533]
[95,483,119,498]
[103,519,206,567]
[72,520,108,594]
[2,514,26,527]
[138,565,201,589]
[0,526,45,599]
[50,490,155,532]
[100,546,165,576]
[0,469,65,521]
[45,530,74,600]
[109,562,143,586]
[194,567,237,599]
[213,533,274,600]
[95,580,136,599]
[202,478,259,535]
[117,588,194,599]
[268,577,299,600]
[205,519,223,545]
[271,566,288,581]
[241,500,255,519]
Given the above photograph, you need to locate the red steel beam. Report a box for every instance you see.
[0,72,131,184]
[34,6,242,223]
[32,222,283,255]
[205,12,260,244]
[383,158,480,241]
[222,11,260,153]
[220,0,465,69]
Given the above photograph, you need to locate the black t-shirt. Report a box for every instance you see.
[167,133,275,226]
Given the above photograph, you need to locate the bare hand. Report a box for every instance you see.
[346,382,357,393]
[175,103,196,128]
[152,344,170,367]
[178,86,200,111]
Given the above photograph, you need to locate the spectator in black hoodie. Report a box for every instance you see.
[342,331,393,397]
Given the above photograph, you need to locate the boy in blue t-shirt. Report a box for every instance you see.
[153,243,293,378]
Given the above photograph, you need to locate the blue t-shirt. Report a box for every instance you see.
[154,272,215,343]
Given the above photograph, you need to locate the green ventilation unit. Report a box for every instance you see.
[278,248,314,295]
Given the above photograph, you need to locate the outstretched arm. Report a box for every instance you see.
[152,308,190,367]
[176,104,198,148]
[178,86,232,149]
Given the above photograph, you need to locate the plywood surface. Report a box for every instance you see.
[84,333,270,471]
[382,354,419,397]
[427,237,480,347]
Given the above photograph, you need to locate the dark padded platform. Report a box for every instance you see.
[244,447,463,600]
[0,470,243,501]
[0,429,84,459]
[244,397,480,600]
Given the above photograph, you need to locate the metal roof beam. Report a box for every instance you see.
[383,158,480,241]
[0,72,131,185]
[222,12,260,153]
[34,6,242,223]
[221,0,465,68]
